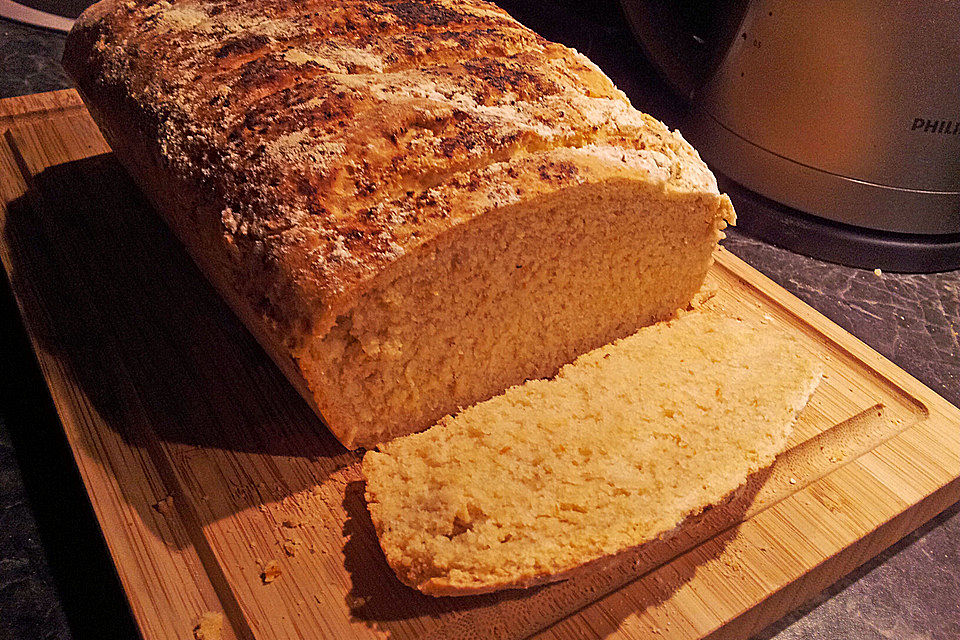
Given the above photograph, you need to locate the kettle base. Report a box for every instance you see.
[719,176,960,274]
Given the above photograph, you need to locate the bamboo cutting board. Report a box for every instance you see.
[1,90,958,640]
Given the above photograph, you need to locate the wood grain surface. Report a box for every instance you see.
[1,90,958,640]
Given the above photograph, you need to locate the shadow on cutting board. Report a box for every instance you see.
[0,144,778,636]
[3,151,356,463]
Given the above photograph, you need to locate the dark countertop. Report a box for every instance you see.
[0,9,958,640]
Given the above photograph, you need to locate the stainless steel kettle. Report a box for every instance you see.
[621,0,960,271]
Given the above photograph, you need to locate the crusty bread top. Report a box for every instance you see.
[64,0,725,340]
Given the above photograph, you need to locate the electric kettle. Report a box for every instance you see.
[621,0,960,271]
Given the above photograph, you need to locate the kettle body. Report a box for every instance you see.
[622,0,960,268]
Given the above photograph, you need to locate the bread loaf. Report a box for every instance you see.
[63,0,735,448]
[363,310,823,595]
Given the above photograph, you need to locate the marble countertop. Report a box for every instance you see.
[0,10,957,640]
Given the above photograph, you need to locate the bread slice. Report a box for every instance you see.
[363,310,823,595]
[63,0,735,448]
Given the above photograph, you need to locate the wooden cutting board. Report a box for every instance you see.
[1,89,958,640]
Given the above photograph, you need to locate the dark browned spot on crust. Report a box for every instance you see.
[316,94,356,122]
[354,176,378,196]
[390,1,463,29]
[236,56,291,90]
[215,33,272,58]
[538,161,579,183]
[232,77,359,142]
[461,57,558,103]
[439,126,487,157]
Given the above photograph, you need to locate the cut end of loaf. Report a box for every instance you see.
[363,310,822,595]
[298,152,734,448]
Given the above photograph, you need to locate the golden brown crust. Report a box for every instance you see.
[64,0,719,338]
[63,0,728,448]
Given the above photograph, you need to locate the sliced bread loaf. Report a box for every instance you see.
[363,310,823,595]
[63,0,734,448]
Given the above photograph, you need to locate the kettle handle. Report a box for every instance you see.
[619,0,749,101]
